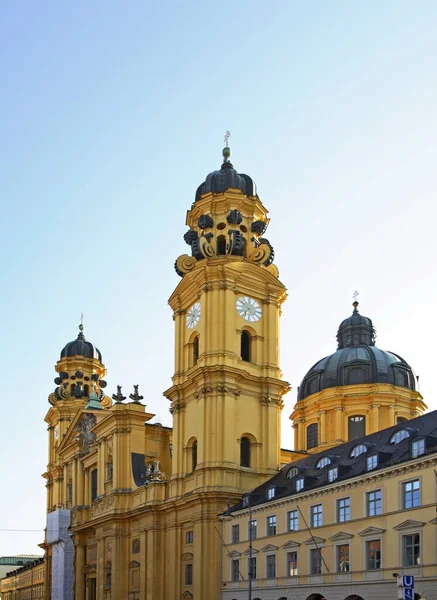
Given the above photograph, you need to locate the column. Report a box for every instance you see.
[335,407,344,442]
[319,411,326,445]
[388,405,396,427]
[371,404,380,433]
[74,544,86,600]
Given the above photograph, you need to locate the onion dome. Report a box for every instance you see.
[60,324,102,362]
[297,302,416,401]
[195,146,257,202]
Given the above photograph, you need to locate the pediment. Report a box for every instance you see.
[358,526,386,537]
[429,518,437,524]
[81,563,96,574]
[128,560,140,569]
[182,592,193,599]
[229,550,242,558]
[304,536,325,545]
[261,544,279,552]
[57,408,107,456]
[329,532,354,541]
[243,547,259,555]
[282,540,300,549]
[181,552,193,561]
[393,520,425,531]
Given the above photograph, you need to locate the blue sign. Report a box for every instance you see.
[404,588,414,600]
[403,575,415,589]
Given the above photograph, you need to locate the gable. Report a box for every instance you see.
[282,540,300,549]
[358,526,386,536]
[261,544,279,552]
[304,536,325,545]
[393,519,425,531]
[229,550,241,558]
[329,532,354,541]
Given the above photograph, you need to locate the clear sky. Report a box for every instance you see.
[1,1,436,557]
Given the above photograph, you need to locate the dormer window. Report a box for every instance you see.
[287,467,299,479]
[366,454,378,471]
[390,429,410,444]
[350,443,367,458]
[242,494,250,508]
[328,467,338,482]
[412,439,425,458]
[316,457,331,469]
[267,487,275,500]
[296,477,304,492]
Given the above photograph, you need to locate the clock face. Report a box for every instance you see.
[236,296,262,322]
[186,302,201,328]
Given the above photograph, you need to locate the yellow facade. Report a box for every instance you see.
[221,440,437,600]
[0,558,44,600]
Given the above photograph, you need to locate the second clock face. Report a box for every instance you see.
[186,302,201,328]
[236,296,262,322]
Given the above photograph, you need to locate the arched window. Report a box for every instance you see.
[241,331,251,362]
[193,337,199,365]
[350,443,367,458]
[348,415,365,440]
[390,429,410,444]
[240,437,250,467]
[287,467,299,479]
[316,457,331,469]
[192,440,197,471]
[83,384,89,397]
[217,235,227,255]
[307,423,319,450]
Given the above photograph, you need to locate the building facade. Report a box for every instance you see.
[0,557,44,600]
[221,410,437,600]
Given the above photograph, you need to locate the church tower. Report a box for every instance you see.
[165,145,289,498]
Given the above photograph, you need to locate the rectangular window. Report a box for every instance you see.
[310,548,322,574]
[248,520,257,541]
[296,477,304,492]
[266,515,277,536]
[266,554,276,579]
[267,487,275,499]
[248,556,256,580]
[328,467,338,482]
[403,534,421,566]
[366,539,381,570]
[185,564,193,585]
[403,479,421,509]
[337,544,350,572]
[287,510,298,531]
[231,524,240,544]
[366,490,382,516]
[310,504,323,528]
[412,439,425,458]
[286,551,298,576]
[186,531,193,544]
[231,559,240,582]
[366,454,378,471]
[336,497,351,522]
[91,468,98,502]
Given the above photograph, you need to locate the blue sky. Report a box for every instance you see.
[1,1,436,556]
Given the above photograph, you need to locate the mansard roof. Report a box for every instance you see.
[227,410,437,514]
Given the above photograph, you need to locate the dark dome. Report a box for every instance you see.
[60,325,102,362]
[195,148,257,202]
[297,303,415,401]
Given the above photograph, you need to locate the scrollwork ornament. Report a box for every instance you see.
[247,243,272,266]
[175,254,197,277]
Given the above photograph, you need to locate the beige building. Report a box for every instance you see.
[221,410,437,600]
[0,557,44,600]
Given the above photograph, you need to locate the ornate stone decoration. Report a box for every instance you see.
[76,414,97,454]
[112,385,126,403]
[198,214,214,229]
[129,385,144,403]
[226,209,242,225]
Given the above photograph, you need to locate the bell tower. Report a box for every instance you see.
[165,145,289,498]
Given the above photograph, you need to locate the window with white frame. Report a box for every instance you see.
[316,456,331,469]
[231,559,240,582]
[266,554,276,578]
[337,544,350,572]
[185,564,193,585]
[310,504,323,528]
[328,467,338,482]
[287,510,298,531]
[231,524,239,544]
[248,519,257,540]
[390,429,410,444]
[309,548,322,574]
[350,443,367,458]
[412,439,425,458]
[296,477,304,492]
[402,533,421,566]
[336,497,351,522]
[186,531,193,544]
[248,556,256,580]
[366,489,382,516]
[267,487,275,500]
[266,515,277,536]
[286,551,298,576]
[402,479,421,509]
[287,467,299,479]
[366,454,378,471]
[366,539,381,569]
